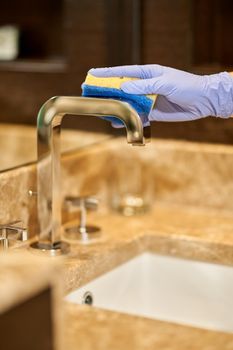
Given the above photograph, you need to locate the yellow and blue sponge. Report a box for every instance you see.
[82,74,156,126]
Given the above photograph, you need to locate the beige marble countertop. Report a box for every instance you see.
[2,136,233,349]
[0,252,61,314]
[64,304,233,350]
[60,202,233,350]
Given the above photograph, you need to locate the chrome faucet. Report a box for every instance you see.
[30,96,150,256]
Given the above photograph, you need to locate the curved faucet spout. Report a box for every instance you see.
[33,96,150,255]
[38,96,148,145]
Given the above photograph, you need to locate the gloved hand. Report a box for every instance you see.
[89,65,233,122]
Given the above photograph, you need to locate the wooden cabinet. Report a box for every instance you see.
[0,0,233,143]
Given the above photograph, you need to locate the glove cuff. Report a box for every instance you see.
[208,72,233,118]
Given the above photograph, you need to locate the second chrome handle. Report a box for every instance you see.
[64,196,101,243]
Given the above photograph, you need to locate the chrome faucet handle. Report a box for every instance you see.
[64,196,101,243]
[65,196,99,211]
[0,221,28,250]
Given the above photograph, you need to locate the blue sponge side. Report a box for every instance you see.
[82,85,153,114]
[82,84,153,126]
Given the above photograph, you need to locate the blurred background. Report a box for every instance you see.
[0,0,233,143]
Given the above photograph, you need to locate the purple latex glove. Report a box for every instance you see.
[89,65,233,122]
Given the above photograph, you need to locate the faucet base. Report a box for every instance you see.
[64,225,101,244]
[29,240,70,256]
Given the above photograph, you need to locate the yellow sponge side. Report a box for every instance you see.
[85,74,156,103]
[85,74,137,88]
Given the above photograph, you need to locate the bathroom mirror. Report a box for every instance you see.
[0,122,111,172]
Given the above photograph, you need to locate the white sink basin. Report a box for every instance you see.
[66,252,233,333]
